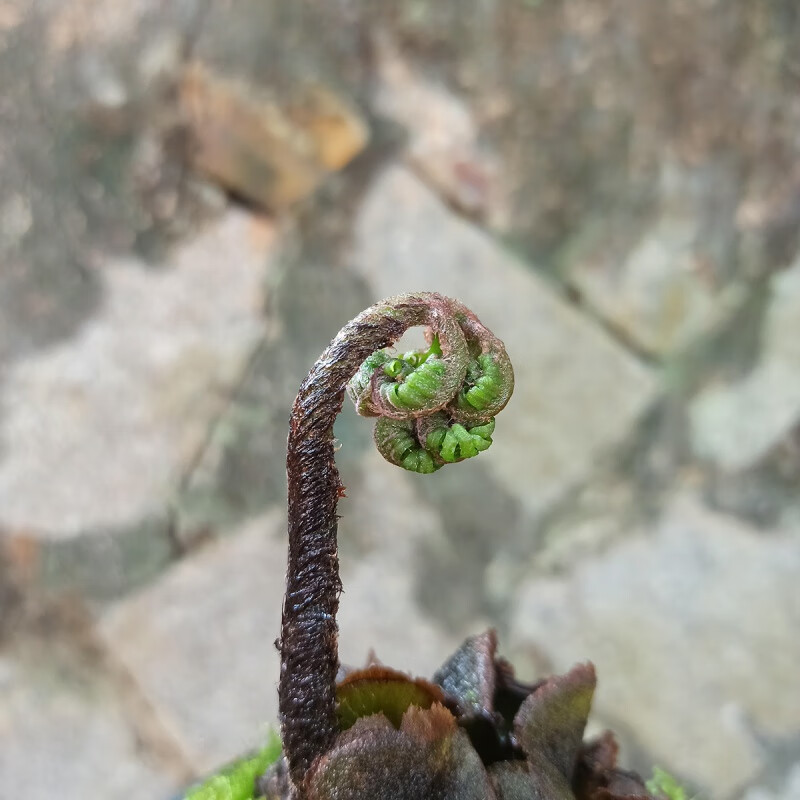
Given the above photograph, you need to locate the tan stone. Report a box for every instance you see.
[509,495,800,797]
[691,258,800,471]
[285,85,370,172]
[98,511,288,772]
[373,36,504,223]
[0,638,181,800]
[180,64,368,211]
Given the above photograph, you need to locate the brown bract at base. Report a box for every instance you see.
[262,631,654,800]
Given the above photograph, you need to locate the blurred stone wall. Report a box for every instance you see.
[1,1,799,799]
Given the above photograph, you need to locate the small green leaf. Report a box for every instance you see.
[183,731,282,800]
[383,358,448,409]
[374,417,442,474]
[427,417,495,463]
[461,354,506,411]
[647,767,688,800]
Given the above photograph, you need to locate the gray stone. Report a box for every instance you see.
[520,471,638,576]
[691,259,800,471]
[565,158,746,357]
[44,0,164,50]
[508,495,800,798]
[0,193,32,253]
[0,209,273,539]
[0,638,181,800]
[403,2,800,337]
[372,35,505,223]
[704,428,800,532]
[351,165,659,524]
[744,764,800,800]
[0,10,107,366]
[98,510,288,772]
[337,449,463,675]
[31,512,177,601]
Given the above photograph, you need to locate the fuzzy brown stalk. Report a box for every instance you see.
[279,292,463,788]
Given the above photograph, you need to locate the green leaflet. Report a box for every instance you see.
[374,414,496,473]
[459,354,505,412]
[347,300,512,473]
[376,335,450,411]
[382,357,448,410]
[383,357,413,379]
[646,768,689,800]
[427,417,495,463]
[384,335,444,379]
[183,732,282,800]
[347,338,451,415]
[374,417,441,474]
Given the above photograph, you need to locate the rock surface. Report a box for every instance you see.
[0,636,182,800]
[372,36,503,223]
[180,64,369,211]
[337,449,463,675]
[744,764,800,800]
[98,511,288,772]
[0,209,273,537]
[566,158,745,357]
[3,2,800,796]
[509,495,800,798]
[691,259,800,471]
[0,208,276,598]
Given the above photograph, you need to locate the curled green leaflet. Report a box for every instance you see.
[347,294,513,473]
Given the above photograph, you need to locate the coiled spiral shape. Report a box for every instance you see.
[346,297,514,473]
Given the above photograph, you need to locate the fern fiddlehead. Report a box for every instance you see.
[346,297,513,473]
[280,293,513,792]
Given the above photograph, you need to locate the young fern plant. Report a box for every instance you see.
[183,293,656,800]
[278,293,513,783]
